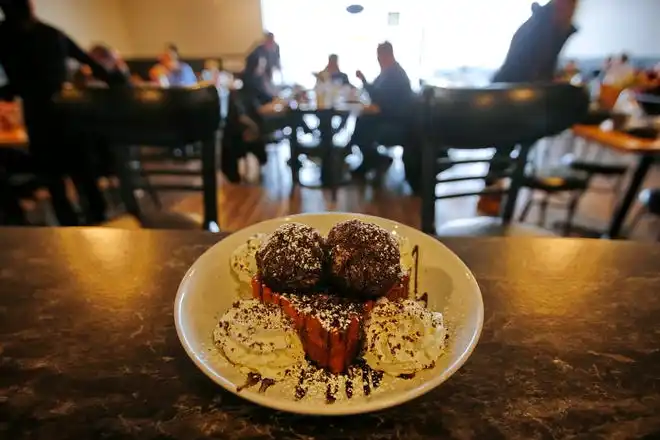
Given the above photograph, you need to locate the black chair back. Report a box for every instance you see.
[54,85,220,144]
[420,83,589,147]
[418,83,589,234]
[53,84,221,231]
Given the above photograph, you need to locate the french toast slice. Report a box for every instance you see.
[252,274,410,373]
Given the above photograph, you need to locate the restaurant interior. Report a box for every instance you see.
[1,0,659,239]
[2,0,660,438]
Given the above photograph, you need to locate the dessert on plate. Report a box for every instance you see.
[215,219,447,403]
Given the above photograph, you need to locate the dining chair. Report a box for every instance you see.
[629,188,660,240]
[54,84,221,231]
[418,83,590,236]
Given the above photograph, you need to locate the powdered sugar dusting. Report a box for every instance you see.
[256,223,324,291]
[279,292,363,331]
[327,219,402,298]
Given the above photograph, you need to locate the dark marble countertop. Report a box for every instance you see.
[2,228,660,439]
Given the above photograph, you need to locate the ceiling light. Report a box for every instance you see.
[346,4,364,14]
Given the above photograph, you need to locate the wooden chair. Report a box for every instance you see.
[418,83,590,236]
[54,85,221,231]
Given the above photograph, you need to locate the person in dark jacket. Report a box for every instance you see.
[242,49,276,105]
[0,0,128,225]
[246,32,280,82]
[220,54,275,183]
[479,0,579,215]
[350,42,413,177]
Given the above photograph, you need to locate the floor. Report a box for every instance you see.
[122,135,660,241]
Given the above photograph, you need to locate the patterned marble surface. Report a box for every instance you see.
[1,228,660,439]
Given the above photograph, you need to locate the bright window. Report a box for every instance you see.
[261,0,550,85]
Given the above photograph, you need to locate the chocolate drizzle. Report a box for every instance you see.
[237,373,277,394]
[398,373,416,380]
[259,378,276,393]
[345,377,354,399]
[295,370,309,400]
[237,372,262,392]
[372,370,384,388]
[412,245,419,297]
[326,383,337,404]
[360,362,372,396]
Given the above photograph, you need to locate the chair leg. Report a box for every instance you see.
[141,175,163,210]
[289,130,301,199]
[420,140,436,234]
[115,145,143,222]
[201,137,219,232]
[563,192,583,237]
[518,194,534,223]
[627,208,647,235]
[502,142,533,224]
[538,194,550,228]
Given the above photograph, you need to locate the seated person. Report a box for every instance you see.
[202,58,233,89]
[149,43,196,87]
[556,59,580,82]
[603,53,636,89]
[221,54,274,183]
[350,42,413,177]
[315,54,351,85]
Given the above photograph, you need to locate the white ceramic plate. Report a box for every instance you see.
[174,213,483,416]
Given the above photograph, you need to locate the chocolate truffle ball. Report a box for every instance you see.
[256,223,325,292]
[326,219,401,299]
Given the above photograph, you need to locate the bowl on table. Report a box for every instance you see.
[174,213,484,415]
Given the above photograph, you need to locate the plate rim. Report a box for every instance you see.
[174,213,484,415]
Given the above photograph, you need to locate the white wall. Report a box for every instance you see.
[565,0,660,58]
[119,0,264,58]
[33,0,133,55]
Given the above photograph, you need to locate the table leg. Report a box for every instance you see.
[420,139,436,234]
[605,154,654,239]
[318,114,334,186]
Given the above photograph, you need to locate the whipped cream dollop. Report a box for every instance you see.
[363,299,446,376]
[230,233,268,284]
[213,300,304,380]
[392,233,414,274]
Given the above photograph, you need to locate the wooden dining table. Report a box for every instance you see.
[572,124,660,238]
[2,227,660,439]
[259,99,379,195]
